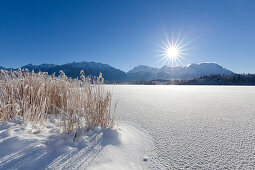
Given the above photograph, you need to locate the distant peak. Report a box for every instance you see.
[128,65,157,73]
[134,65,153,68]
[186,62,222,67]
[161,65,169,69]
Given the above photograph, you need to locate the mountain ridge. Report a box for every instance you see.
[0,61,233,81]
[127,62,233,80]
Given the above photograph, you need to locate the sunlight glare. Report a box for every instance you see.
[155,30,194,67]
[166,47,179,59]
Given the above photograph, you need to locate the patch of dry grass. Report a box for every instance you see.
[0,69,116,133]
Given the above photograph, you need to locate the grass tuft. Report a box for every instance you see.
[0,69,116,133]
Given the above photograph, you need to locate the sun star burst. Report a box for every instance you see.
[166,47,179,59]
[156,31,193,67]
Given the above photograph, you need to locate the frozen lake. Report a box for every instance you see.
[108,85,255,169]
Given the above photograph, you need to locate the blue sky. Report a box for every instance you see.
[0,0,254,73]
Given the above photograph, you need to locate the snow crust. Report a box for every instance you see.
[2,85,255,169]
[0,118,152,169]
[109,85,255,169]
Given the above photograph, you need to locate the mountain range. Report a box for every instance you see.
[0,61,233,81]
[127,63,233,80]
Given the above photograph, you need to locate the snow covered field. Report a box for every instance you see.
[110,85,255,169]
[0,118,152,169]
[1,85,255,169]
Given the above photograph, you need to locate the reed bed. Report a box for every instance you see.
[0,69,116,133]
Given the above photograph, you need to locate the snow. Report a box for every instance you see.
[109,85,255,169]
[0,118,153,169]
[2,85,255,169]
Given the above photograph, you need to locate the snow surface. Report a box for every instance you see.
[108,85,255,169]
[0,118,153,169]
[1,85,255,169]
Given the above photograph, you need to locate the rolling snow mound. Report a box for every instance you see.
[0,118,153,170]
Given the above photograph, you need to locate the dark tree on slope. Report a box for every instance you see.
[179,74,255,85]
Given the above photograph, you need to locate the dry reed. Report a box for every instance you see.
[0,69,116,133]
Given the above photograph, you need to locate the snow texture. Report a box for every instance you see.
[109,85,255,169]
[1,85,255,169]
[0,118,152,169]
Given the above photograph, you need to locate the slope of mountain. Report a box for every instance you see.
[128,65,158,74]
[127,63,233,80]
[21,62,128,81]
[0,66,12,71]
[0,62,233,81]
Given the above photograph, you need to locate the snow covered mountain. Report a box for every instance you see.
[20,62,128,81]
[0,62,233,81]
[128,65,159,74]
[127,63,233,80]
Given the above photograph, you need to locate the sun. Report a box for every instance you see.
[155,31,194,66]
[166,47,179,59]
[157,39,183,66]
